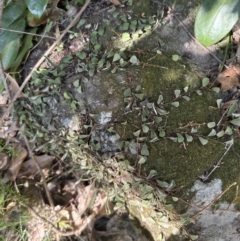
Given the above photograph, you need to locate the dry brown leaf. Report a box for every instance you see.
[6,201,17,212]
[94,193,113,216]
[29,222,45,241]
[76,184,97,217]
[217,65,240,91]
[0,152,9,170]
[108,0,121,6]
[6,73,25,98]
[3,144,28,182]
[17,154,55,177]
[0,94,8,105]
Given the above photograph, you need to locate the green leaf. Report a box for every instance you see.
[64,92,72,100]
[124,88,131,97]
[172,196,178,202]
[183,86,189,92]
[198,137,208,145]
[113,53,121,62]
[208,129,216,136]
[129,55,139,64]
[157,94,163,104]
[194,0,240,46]
[0,17,26,52]
[141,144,149,156]
[120,22,129,30]
[147,170,157,179]
[185,134,193,142]
[171,101,179,107]
[1,38,20,70]
[25,0,48,19]
[111,67,118,73]
[190,235,199,241]
[212,87,220,93]
[169,137,177,142]
[135,84,141,91]
[216,99,222,108]
[227,101,238,116]
[202,77,209,87]
[78,52,86,60]
[174,89,181,98]
[142,124,149,133]
[77,19,86,28]
[217,130,225,137]
[98,27,104,36]
[122,32,131,42]
[159,129,165,137]
[154,117,162,123]
[119,58,127,67]
[10,28,37,72]
[207,122,216,128]
[94,44,101,52]
[196,90,202,95]
[172,54,180,61]
[225,139,234,145]
[177,133,184,143]
[225,126,232,135]
[135,93,144,100]
[2,2,26,29]
[138,156,147,164]
[73,80,79,87]
[230,118,240,126]
[182,96,190,101]
[133,130,141,136]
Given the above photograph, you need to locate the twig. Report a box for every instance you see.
[0,27,56,39]
[20,201,97,236]
[217,108,228,127]
[23,135,55,209]
[191,182,237,218]
[200,143,232,181]
[227,185,239,210]
[169,7,228,69]
[0,0,91,125]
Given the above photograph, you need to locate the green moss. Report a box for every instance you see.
[130,0,153,17]
[113,51,240,207]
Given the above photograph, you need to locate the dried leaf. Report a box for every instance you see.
[3,144,27,182]
[218,65,240,91]
[0,152,9,170]
[76,184,97,216]
[29,222,45,241]
[6,73,25,98]
[17,154,55,177]
[108,0,121,6]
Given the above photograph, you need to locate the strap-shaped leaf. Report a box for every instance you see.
[195,0,240,46]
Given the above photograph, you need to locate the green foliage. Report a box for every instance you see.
[0,0,51,76]
[195,0,240,46]
[0,2,26,52]
[25,0,48,19]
